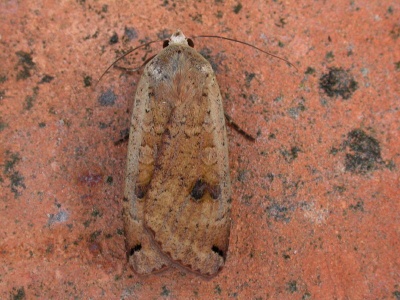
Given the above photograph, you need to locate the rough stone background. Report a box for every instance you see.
[1,0,399,299]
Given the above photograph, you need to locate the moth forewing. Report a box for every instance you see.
[123,67,171,274]
[123,30,231,277]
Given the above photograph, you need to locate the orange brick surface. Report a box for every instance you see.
[1,1,399,299]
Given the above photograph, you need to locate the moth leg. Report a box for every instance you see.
[114,128,130,145]
[224,112,255,141]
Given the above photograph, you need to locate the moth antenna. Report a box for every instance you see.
[113,54,157,74]
[192,35,298,71]
[96,39,160,86]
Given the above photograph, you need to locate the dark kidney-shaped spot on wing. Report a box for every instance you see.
[190,179,221,201]
[208,185,221,199]
[135,184,149,199]
[190,179,206,200]
[320,67,358,99]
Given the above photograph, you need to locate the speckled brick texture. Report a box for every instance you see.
[1,0,399,299]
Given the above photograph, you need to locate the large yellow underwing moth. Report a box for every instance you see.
[123,30,231,278]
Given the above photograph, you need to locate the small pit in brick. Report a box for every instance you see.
[320,67,358,99]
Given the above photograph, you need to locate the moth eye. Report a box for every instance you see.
[129,244,142,256]
[163,40,169,48]
[212,245,224,258]
[187,38,194,48]
[191,179,206,200]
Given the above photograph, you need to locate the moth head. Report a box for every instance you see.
[163,30,194,48]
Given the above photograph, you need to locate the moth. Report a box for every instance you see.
[123,30,231,278]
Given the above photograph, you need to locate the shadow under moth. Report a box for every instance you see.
[123,30,231,278]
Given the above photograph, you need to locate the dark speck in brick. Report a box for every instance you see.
[98,89,116,106]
